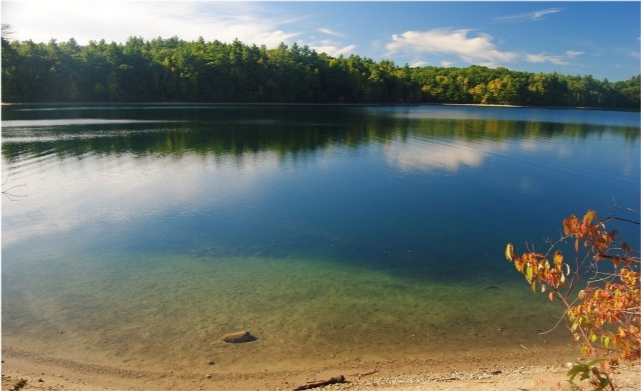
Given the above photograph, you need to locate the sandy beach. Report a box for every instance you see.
[2,343,640,391]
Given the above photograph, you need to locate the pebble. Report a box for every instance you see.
[207,360,215,365]
[221,331,257,343]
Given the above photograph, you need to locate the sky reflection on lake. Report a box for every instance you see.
[2,104,639,373]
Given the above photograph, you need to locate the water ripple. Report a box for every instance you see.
[1,118,174,127]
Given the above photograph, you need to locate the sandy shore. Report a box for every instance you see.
[2,344,639,391]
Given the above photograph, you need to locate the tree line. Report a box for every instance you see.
[2,34,639,108]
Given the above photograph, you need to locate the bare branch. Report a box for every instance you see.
[601,214,640,226]
[1,178,27,201]
[612,196,639,215]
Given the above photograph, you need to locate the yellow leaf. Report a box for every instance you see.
[525,264,534,283]
[553,251,563,270]
[515,260,523,272]
[505,243,514,261]
[548,292,554,301]
[583,210,597,226]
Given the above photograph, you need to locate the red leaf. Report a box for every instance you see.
[622,242,631,256]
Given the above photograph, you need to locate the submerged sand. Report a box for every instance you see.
[2,344,640,391]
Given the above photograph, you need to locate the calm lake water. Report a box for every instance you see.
[2,104,640,373]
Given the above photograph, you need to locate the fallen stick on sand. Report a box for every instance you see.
[349,369,379,377]
[292,375,346,390]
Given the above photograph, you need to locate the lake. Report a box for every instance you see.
[2,104,639,374]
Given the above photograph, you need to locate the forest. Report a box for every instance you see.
[2,34,640,108]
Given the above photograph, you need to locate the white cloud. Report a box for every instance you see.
[318,27,345,38]
[526,53,568,65]
[386,28,517,66]
[2,1,299,47]
[308,40,356,57]
[409,59,428,67]
[527,50,586,66]
[307,27,355,56]
[565,50,585,58]
[494,8,562,23]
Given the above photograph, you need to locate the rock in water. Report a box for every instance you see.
[221,331,257,343]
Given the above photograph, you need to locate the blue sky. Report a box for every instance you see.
[2,1,640,81]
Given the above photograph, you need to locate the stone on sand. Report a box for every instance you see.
[221,331,257,343]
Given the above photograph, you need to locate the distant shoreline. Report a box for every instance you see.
[2,101,639,112]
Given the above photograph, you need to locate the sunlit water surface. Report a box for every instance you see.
[2,104,639,373]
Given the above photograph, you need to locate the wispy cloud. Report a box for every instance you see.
[409,59,429,67]
[318,27,345,38]
[526,50,585,65]
[634,36,641,57]
[386,28,517,66]
[526,53,568,65]
[307,40,356,57]
[2,1,300,47]
[565,50,585,58]
[494,8,562,23]
[308,27,355,55]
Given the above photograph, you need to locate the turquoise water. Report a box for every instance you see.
[2,104,639,373]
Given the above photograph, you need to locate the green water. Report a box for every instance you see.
[2,104,639,373]
[1,250,567,372]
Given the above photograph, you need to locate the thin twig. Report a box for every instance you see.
[348,369,379,377]
[1,182,27,201]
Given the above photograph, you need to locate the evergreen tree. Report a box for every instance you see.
[1,35,639,109]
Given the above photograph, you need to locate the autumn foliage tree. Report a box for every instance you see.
[506,210,640,390]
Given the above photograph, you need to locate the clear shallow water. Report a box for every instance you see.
[2,104,640,373]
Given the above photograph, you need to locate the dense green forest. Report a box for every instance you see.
[2,34,640,108]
